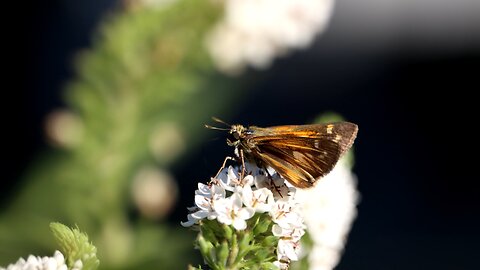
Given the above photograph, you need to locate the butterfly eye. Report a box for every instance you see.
[226,131,239,145]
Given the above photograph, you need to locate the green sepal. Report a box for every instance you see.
[49,222,99,270]
[197,234,215,267]
[216,240,229,267]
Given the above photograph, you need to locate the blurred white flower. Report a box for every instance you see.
[206,0,334,74]
[0,250,81,270]
[295,160,359,270]
[131,167,178,219]
[149,122,185,164]
[45,109,84,148]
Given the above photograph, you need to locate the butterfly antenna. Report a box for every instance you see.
[205,117,231,130]
[212,117,231,127]
[204,124,229,131]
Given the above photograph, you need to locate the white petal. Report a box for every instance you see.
[232,218,247,230]
[191,210,208,219]
[278,239,298,261]
[242,175,255,186]
[228,166,240,182]
[230,193,243,209]
[196,183,211,195]
[241,184,253,207]
[53,251,65,265]
[194,195,210,210]
[44,257,57,270]
[181,215,198,227]
[237,207,255,220]
[217,215,233,226]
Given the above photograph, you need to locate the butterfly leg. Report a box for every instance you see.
[239,148,246,180]
[213,156,235,180]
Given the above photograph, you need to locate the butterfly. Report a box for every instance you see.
[207,118,358,188]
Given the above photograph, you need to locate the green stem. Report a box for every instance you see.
[227,232,239,268]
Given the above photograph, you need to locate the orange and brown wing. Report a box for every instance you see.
[247,122,358,188]
[252,137,342,188]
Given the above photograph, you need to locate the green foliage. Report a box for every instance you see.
[0,0,244,268]
[195,214,279,270]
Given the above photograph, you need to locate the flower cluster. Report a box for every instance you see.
[0,250,82,270]
[182,162,306,268]
[206,0,334,74]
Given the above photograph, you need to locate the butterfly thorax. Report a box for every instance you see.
[227,124,257,154]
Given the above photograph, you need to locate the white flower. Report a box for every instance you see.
[181,183,226,227]
[269,200,303,230]
[206,0,334,74]
[241,185,274,213]
[215,193,255,230]
[295,160,359,270]
[0,250,80,270]
[277,238,300,261]
[272,224,305,243]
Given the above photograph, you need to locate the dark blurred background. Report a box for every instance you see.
[4,0,480,269]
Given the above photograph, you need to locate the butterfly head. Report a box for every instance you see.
[227,124,248,147]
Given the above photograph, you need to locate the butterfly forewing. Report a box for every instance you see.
[244,122,358,188]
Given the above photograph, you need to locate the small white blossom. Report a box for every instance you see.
[272,224,305,243]
[277,238,300,261]
[181,183,226,227]
[193,184,225,220]
[241,185,274,213]
[206,0,334,74]
[215,193,255,230]
[0,250,80,270]
[269,200,303,230]
[215,166,255,191]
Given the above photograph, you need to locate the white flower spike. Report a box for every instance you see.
[183,159,358,269]
[206,0,335,74]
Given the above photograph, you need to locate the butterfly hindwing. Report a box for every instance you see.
[251,137,342,188]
